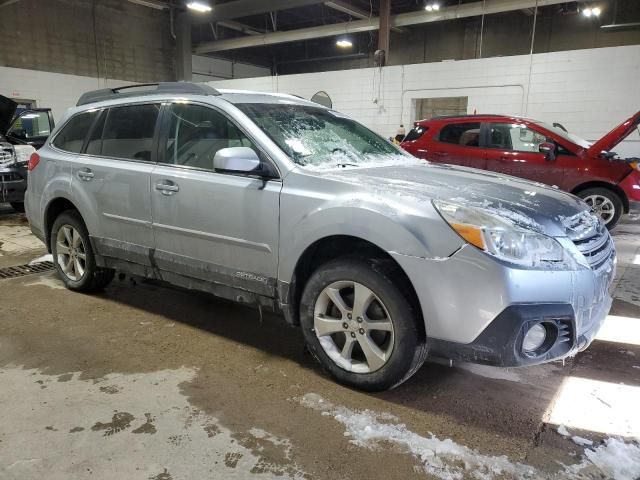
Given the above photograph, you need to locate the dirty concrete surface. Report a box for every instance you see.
[1,203,639,480]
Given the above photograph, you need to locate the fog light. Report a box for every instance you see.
[523,323,546,352]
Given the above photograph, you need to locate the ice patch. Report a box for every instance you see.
[29,253,53,265]
[557,425,570,437]
[571,436,593,446]
[298,393,640,480]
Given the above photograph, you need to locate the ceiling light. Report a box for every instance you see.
[582,6,601,17]
[425,5,433,11]
[432,3,440,10]
[425,2,439,11]
[336,38,353,48]
[187,1,212,13]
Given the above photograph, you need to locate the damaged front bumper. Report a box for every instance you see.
[0,165,27,204]
[391,242,616,367]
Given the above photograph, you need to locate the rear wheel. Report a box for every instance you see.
[577,188,623,230]
[10,202,24,213]
[300,257,427,391]
[51,211,114,292]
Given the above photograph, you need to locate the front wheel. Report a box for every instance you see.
[577,188,623,230]
[300,257,427,391]
[51,211,114,292]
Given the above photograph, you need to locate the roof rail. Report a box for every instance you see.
[76,82,221,106]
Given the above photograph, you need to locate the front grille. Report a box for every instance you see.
[0,261,54,280]
[0,141,14,166]
[572,227,614,270]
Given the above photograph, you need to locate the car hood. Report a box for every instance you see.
[319,162,594,238]
[587,110,640,157]
[0,94,17,136]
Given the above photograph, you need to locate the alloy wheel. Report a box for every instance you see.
[313,280,395,373]
[56,225,87,281]
[583,194,615,225]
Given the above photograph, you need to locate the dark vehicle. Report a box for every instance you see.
[0,95,54,211]
[401,112,640,229]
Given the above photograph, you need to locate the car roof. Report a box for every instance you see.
[416,114,536,125]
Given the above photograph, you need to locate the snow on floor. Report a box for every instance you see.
[0,366,307,480]
[28,253,53,265]
[298,393,640,480]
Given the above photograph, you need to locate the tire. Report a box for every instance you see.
[10,202,24,213]
[577,188,623,230]
[300,256,427,391]
[51,210,114,292]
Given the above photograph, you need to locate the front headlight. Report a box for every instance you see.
[14,145,36,166]
[433,200,581,269]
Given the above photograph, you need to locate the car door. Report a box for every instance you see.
[428,121,487,169]
[6,109,55,148]
[66,103,160,266]
[483,122,565,187]
[150,101,282,297]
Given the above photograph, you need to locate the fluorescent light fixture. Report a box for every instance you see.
[187,1,212,13]
[336,38,353,48]
[582,6,601,17]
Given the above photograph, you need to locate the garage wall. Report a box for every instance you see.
[210,45,640,157]
[0,66,133,122]
[0,0,174,83]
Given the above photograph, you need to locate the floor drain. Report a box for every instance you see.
[0,261,54,279]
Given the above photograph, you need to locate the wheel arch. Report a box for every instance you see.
[282,234,424,339]
[44,197,83,251]
[571,181,629,213]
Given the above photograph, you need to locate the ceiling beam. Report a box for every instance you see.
[190,0,327,24]
[324,0,405,32]
[195,0,586,53]
[217,20,262,36]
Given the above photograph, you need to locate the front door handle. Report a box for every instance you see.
[155,180,179,195]
[498,156,511,162]
[77,168,94,181]
[433,151,448,157]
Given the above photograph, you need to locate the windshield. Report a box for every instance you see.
[533,120,591,149]
[236,103,411,169]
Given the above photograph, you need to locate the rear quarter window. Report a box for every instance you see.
[52,111,98,153]
[403,126,428,142]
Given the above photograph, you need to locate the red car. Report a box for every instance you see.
[401,112,640,229]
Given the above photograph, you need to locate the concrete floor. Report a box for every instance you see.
[1,203,639,480]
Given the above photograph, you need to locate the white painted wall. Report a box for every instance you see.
[209,45,640,157]
[0,66,133,122]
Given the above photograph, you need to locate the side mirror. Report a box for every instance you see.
[539,142,556,161]
[213,147,276,177]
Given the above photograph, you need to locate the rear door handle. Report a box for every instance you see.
[499,156,510,162]
[433,151,448,157]
[77,168,94,181]
[155,180,179,195]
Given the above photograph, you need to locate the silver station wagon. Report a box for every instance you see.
[25,82,615,391]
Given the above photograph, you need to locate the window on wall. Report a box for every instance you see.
[162,103,255,171]
[52,111,98,153]
[415,97,468,121]
[488,123,548,152]
[438,123,481,147]
[101,104,160,161]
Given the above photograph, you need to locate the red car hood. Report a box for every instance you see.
[587,110,640,157]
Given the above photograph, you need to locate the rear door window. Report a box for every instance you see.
[52,111,99,153]
[404,126,428,142]
[101,104,160,161]
[438,123,481,147]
